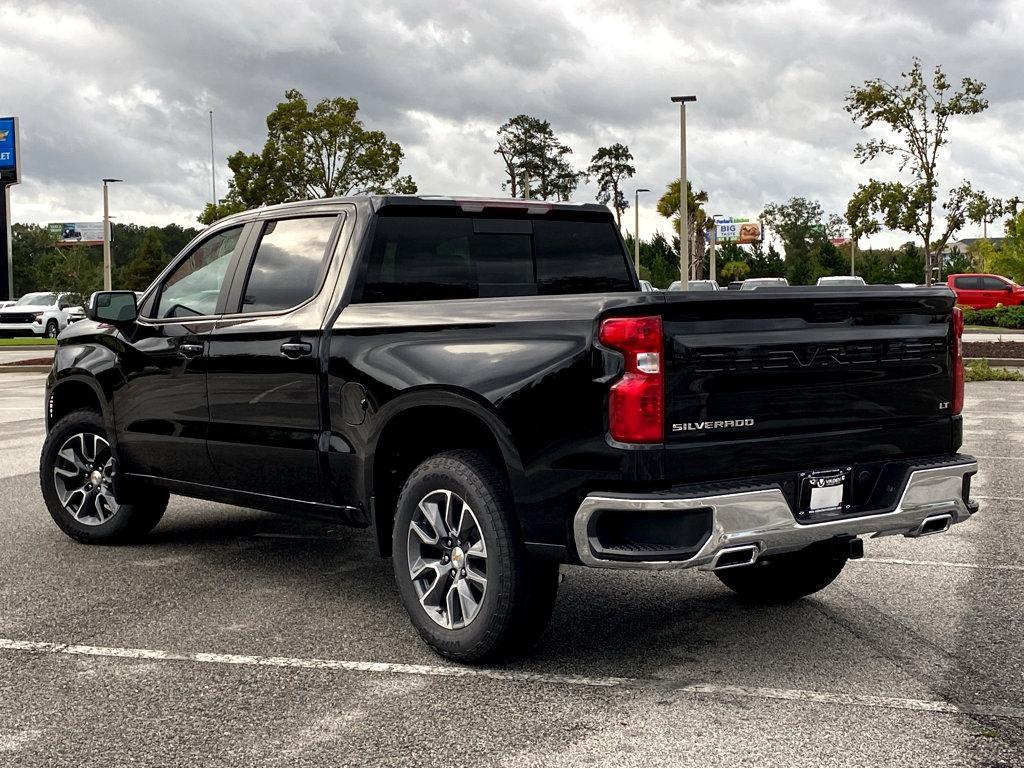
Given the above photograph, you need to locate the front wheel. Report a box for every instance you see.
[392,450,559,662]
[715,544,847,603]
[44,320,59,338]
[40,409,169,543]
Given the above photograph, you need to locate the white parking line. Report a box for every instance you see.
[975,495,1024,502]
[2,638,1022,720]
[861,557,1024,573]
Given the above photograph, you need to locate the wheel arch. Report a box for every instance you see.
[367,388,525,558]
[47,375,109,433]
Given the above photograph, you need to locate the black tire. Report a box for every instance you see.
[715,544,847,603]
[40,409,169,544]
[45,320,59,338]
[392,449,559,663]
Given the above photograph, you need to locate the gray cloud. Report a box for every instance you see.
[2,0,1021,247]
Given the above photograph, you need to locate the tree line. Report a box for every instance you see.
[11,222,200,301]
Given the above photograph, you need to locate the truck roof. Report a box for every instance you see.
[212,195,613,225]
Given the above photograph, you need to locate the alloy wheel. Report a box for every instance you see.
[52,432,121,526]
[406,489,488,630]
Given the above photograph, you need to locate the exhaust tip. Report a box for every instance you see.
[909,513,953,537]
[713,544,759,570]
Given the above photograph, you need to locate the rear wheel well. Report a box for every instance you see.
[372,405,509,557]
[49,381,103,426]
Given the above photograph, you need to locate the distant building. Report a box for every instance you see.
[937,237,1005,261]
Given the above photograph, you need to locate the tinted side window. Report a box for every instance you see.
[156,227,243,319]
[981,276,1009,290]
[533,220,634,294]
[240,217,336,313]
[954,276,980,290]
[357,215,632,303]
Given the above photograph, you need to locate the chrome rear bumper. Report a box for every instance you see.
[573,460,978,570]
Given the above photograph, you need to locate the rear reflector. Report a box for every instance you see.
[599,316,664,443]
[952,306,964,415]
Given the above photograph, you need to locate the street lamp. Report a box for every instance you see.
[633,188,650,277]
[670,96,696,290]
[102,178,123,291]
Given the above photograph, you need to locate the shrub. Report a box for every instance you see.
[964,360,1024,382]
[962,305,1024,329]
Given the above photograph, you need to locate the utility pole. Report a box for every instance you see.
[209,110,216,204]
[671,96,696,290]
[634,188,650,277]
[101,178,123,291]
[710,214,722,285]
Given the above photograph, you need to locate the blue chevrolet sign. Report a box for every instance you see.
[0,117,19,183]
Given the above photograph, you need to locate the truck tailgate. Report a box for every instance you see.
[659,288,958,481]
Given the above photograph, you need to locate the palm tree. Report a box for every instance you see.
[657,179,714,279]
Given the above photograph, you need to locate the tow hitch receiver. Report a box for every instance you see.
[832,536,864,560]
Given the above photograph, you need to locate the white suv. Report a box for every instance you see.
[0,292,75,338]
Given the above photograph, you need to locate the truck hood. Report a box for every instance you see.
[0,305,54,313]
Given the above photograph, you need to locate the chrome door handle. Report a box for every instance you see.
[178,343,204,359]
[280,342,312,359]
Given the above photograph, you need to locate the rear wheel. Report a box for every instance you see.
[40,409,169,543]
[715,544,847,603]
[392,449,559,662]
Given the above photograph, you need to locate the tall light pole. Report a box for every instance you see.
[209,110,216,205]
[633,188,650,276]
[671,96,696,290]
[102,178,123,291]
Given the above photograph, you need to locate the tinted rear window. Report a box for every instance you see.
[954,276,981,290]
[357,215,633,303]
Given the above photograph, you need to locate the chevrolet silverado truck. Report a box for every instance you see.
[39,196,977,662]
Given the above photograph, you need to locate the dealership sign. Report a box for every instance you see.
[715,217,762,244]
[0,117,19,185]
[48,221,106,246]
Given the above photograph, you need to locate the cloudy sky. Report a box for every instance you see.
[4,0,1023,247]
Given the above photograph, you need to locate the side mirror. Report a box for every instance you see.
[87,291,138,323]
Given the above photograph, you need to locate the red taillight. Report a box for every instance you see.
[952,306,964,415]
[599,316,664,443]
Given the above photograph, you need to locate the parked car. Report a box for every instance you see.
[740,277,790,290]
[41,195,977,662]
[667,280,717,291]
[947,273,1024,309]
[817,276,866,287]
[0,292,74,337]
[639,280,656,292]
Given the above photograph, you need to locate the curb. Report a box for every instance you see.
[0,365,51,374]
[0,345,55,351]
[966,357,1024,368]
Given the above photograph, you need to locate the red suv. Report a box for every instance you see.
[947,273,1024,309]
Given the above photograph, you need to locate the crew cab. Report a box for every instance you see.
[0,292,74,337]
[40,196,977,662]
[947,273,1024,309]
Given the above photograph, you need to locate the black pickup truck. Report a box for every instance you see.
[40,195,977,661]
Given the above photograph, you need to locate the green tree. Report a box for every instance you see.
[845,59,990,284]
[119,228,169,291]
[623,231,679,288]
[201,89,417,225]
[720,260,750,282]
[11,223,59,296]
[36,245,102,303]
[657,179,712,280]
[946,245,976,275]
[587,143,635,228]
[761,197,834,285]
[494,114,584,201]
[990,210,1024,282]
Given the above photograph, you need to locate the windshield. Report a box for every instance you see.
[15,292,56,306]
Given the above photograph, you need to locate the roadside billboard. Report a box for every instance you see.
[0,117,19,185]
[48,221,105,246]
[714,217,762,244]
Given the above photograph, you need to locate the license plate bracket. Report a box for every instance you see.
[799,468,851,514]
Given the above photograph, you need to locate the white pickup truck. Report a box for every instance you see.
[0,292,76,338]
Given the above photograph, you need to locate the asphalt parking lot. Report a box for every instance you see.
[1,372,1022,766]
